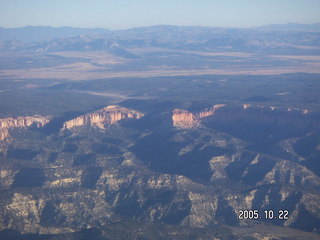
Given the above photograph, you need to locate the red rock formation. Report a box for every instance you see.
[197,104,225,119]
[172,104,226,129]
[172,109,199,129]
[0,115,51,140]
[0,116,50,128]
[62,105,144,130]
[0,128,9,141]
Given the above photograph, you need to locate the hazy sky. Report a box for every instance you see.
[1,0,320,29]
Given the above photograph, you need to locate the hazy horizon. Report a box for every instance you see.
[1,0,320,30]
[1,22,320,31]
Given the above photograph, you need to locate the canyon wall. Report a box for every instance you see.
[172,109,199,129]
[172,104,319,130]
[0,116,50,128]
[62,105,144,130]
[172,104,225,129]
[0,116,51,140]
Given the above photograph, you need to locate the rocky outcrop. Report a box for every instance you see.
[0,128,9,140]
[172,109,199,129]
[197,104,225,119]
[62,105,144,130]
[0,116,50,128]
[172,104,225,129]
[0,115,51,140]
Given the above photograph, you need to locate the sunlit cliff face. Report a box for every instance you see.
[172,109,199,129]
[0,116,50,128]
[0,116,51,140]
[196,104,225,119]
[0,106,144,140]
[62,105,144,130]
[172,104,225,129]
[0,128,9,141]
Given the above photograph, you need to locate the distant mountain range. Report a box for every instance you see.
[0,23,319,42]
[1,24,319,56]
[0,26,110,42]
[257,23,320,31]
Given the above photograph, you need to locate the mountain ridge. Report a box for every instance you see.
[1,23,319,43]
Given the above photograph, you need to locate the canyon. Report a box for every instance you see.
[0,24,320,240]
[0,102,319,240]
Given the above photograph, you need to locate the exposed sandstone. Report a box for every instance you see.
[62,105,144,130]
[172,104,225,129]
[0,128,9,140]
[197,104,225,119]
[0,115,51,140]
[0,116,50,128]
[172,109,199,129]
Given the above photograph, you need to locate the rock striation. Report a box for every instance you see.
[62,105,144,130]
[172,109,199,129]
[172,104,225,129]
[0,115,51,140]
[0,116,50,128]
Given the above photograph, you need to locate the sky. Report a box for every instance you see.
[1,0,320,29]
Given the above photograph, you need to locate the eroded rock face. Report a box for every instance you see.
[62,105,144,130]
[0,116,51,140]
[0,116,50,128]
[172,109,199,129]
[0,128,9,140]
[172,104,225,129]
[197,104,225,119]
